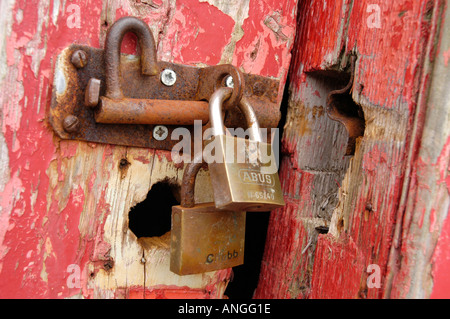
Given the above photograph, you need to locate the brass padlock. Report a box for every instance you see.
[204,87,285,212]
[170,153,246,276]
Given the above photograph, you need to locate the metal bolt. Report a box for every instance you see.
[63,115,80,133]
[160,69,177,86]
[252,81,265,96]
[71,50,88,69]
[153,125,168,141]
[225,75,234,88]
[85,78,101,107]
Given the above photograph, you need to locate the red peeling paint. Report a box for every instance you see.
[429,135,450,297]
[445,175,450,194]
[443,48,450,66]
[59,141,79,159]
[0,0,118,298]
[310,235,366,299]
[437,136,450,186]
[134,156,152,165]
[161,1,235,66]
[347,1,433,112]
[154,149,172,163]
[233,0,297,80]
[362,144,389,173]
[256,0,445,300]
[431,204,450,298]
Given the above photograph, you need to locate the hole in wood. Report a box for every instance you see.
[128,179,180,239]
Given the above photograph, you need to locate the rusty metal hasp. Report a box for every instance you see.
[49,16,281,150]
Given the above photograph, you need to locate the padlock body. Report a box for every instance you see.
[170,203,246,275]
[206,134,285,212]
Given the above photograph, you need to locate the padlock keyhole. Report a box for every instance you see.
[128,180,180,238]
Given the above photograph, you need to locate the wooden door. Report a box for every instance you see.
[0,0,297,299]
[255,0,450,299]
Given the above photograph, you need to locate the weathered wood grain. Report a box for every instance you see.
[0,0,297,298]
[388,2,450,298]
[255,0,449,299]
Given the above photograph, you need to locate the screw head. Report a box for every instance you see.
[63,115,80,133]
[153,125,168,141]
[252,81,265,96]
[71,50,88,69]
[225,75,234,88]
[160,69,177,86]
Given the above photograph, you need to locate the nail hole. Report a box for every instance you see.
[337,218,345,233]
[315,226,329,234]
[119,158,130,169]
[118,158,131,179]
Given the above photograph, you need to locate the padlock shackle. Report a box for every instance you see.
[104,17,158,100]
[180,152,204,208]
[209,87,231,137]
[209,87,262,142]
[238,97,263,143]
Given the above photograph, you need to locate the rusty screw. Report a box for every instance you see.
[71,50,88,69]
[63,115,80,133]
[253,81,265,96]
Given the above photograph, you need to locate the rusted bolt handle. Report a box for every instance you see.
[99,17,246,128]
[95,98,210,125]
[105,17,158,100]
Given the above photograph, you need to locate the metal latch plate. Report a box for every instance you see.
[49,45,281,150]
